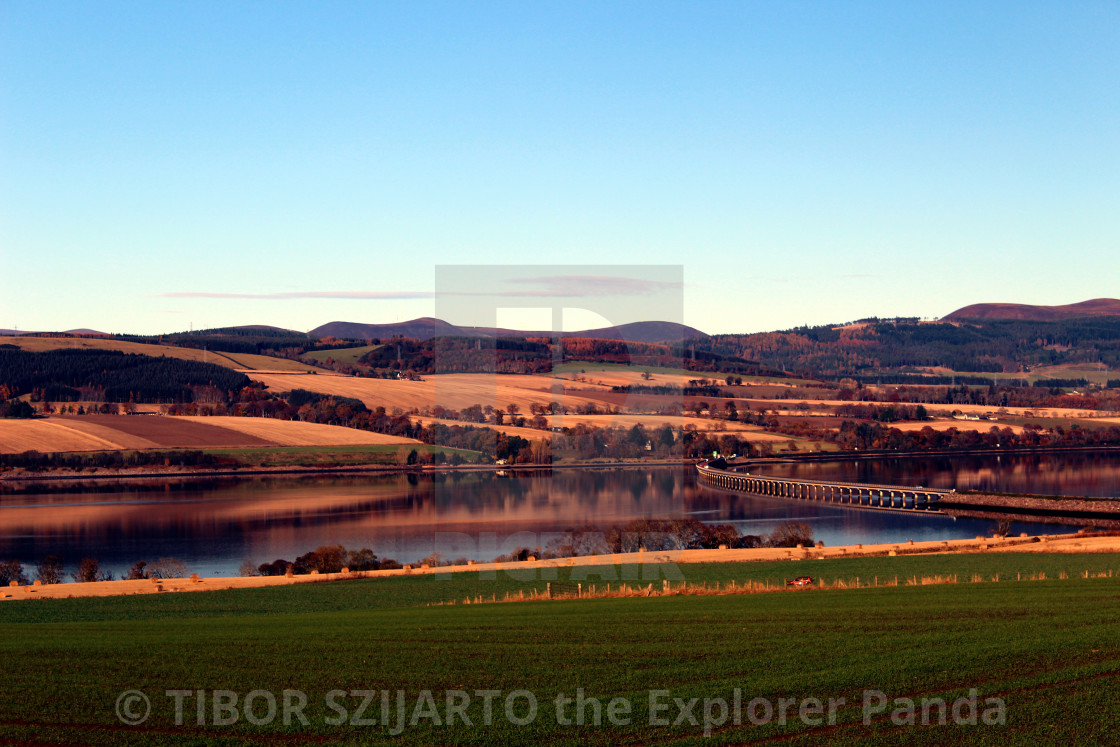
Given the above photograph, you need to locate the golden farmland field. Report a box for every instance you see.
[247,372,613,413]
[174,416,420,446]
[552,369,697,388]
[0,419,134,453]
[0,414,418,454]
[887,419,1026,435]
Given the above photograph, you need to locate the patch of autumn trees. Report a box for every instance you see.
[694,317,1120,379]
[830,421,1120,452]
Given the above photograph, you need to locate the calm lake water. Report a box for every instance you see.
[2,452,1118,579]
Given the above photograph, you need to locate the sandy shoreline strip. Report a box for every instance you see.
[3,532,1115,602]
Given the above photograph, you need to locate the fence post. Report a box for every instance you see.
[547,582,552,599]
[577,583,582,598]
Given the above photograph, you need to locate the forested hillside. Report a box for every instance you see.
[117,327,314,356]
[24,314,1120,384]
[0,348,250,403]
[694,317,1120,379]
[354,336,775,376]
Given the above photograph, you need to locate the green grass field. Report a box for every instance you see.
[203,444,481,467]
[303,345,384,365]
[23,444,484,469]
[1000,415,1113,431]
[3,553,1119,745]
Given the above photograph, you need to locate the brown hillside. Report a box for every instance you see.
[943,298,1120,322]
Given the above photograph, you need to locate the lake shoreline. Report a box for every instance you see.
[7,443,1120,486]
[4,531,1112,602]
[0,458,695,488]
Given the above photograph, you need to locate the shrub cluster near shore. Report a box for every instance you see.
[0,520,820,586]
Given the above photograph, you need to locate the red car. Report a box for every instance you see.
[786,576,814,587]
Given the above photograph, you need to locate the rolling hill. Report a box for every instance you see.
[312,318,472,340]
[943,298,1120,322]
[0,336,324,373]
[697,315,1120,381]
[310,318,706,343]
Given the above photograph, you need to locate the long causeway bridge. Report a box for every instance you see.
[696,461,951,512]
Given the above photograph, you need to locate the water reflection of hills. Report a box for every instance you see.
[0,469,700,534]
[1,455,1116,576]
[0,469,701,572]
[763,453,1120,498]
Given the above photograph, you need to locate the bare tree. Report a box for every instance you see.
[0,560,28,586]
[35,555,65,585]
[72,558,111,583]
[125,561,149,580]
[767,522,815,548]
[147,558,189,579]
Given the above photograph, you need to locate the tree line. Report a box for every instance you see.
[284,335,772,377]
[117,327,316,356]
[0,450,222,471]
[355,336,692,375]
[254,544,403,576]
[0,349,250,403]
[0,398,34,418]
[252,520,818,577]
[0,556,191,585]
[489,519,815,561]
[690,317,1120,379]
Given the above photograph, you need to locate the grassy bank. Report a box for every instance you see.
[3,553,1120,745]
[203,443,479,468]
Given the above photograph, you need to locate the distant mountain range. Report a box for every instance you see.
[943,298,1120,322]
[2,319,704,345]
[10,298,1120,348]
[6,303,1119,381]
[309,318,706,344]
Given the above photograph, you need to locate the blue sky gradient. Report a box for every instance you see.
[2,2,1117,334]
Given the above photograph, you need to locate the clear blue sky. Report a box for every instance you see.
[2,1,1117,335]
